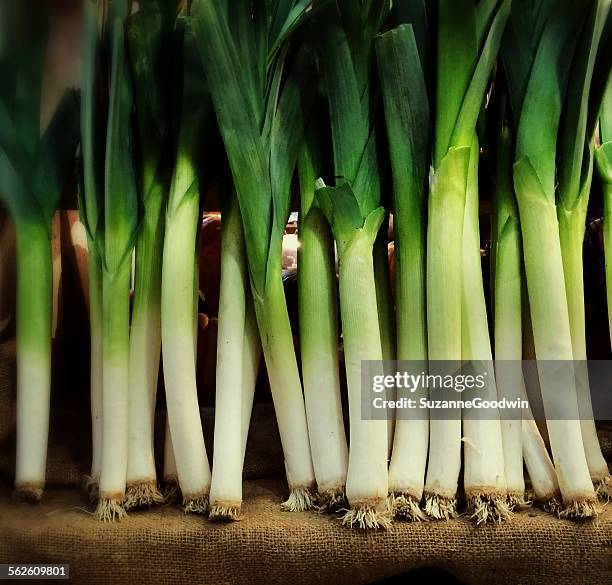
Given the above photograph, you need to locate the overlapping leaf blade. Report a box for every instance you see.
[79,0,104,240]
[376,22,430,225]
[0,4,78,227]
[451,0,511,151]
[512,0,590,198]
[558,0,611,210]
[103,18,138,274]
[392,0,431,88]
[31,92,80,223]
[192,0,312,297]
[192,0,271,293]
[434,0,477,166]
[127,1,172,169]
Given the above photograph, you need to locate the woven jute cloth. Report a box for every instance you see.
[1,340,612,585]
[0,481,611,585]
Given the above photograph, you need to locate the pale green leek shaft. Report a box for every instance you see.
[14,220,53,496]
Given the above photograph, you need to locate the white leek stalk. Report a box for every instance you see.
[252,274,316,509]
[330,204,389,529]
[522,419,560,510]
[461,139,509,523]
[298,133,348,509]
[97,249,132,520]
[161,160,211,512]
[423,147,468,519]
[125,204,165,508]
[209,195,253,520]
[340,236,389,526]
[493,119,525,507]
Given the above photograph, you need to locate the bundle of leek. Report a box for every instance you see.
[503,0,600,516]
[80,0,139,521]
[0,5,79,501]
[192,0,317,510]
[423,0,510,520]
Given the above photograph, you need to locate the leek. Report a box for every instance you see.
[376,21,430,521]
[598,76,612,357]
[334,0,398,457]
[0,7,79,500]
[124,0,175,510]
[492,109,526,508]
[80,0,140,521]
[423,0,510,519]
[461,136,510,523]
[315,0,392,529]
[492,101,560,510]
[556,0,611,497]
[160,19,213,513]
[298,122,348,509]
[79,0,103,501]
[503,0,599,516]
[209,192,261,520]
[192,0,317,510]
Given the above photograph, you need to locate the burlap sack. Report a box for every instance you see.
[1,340,612,585]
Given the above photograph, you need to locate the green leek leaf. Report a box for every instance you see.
[434,0,477,166]
[558,0,611,211]
[103,17,138,274]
